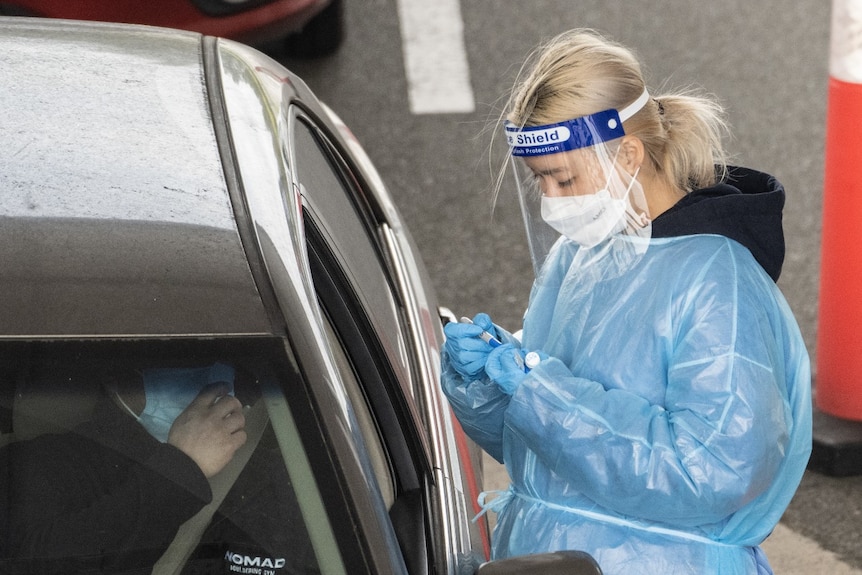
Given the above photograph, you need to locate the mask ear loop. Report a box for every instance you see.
[616,88,650,228]
[595,143,624,195]
[599,84,647,191]
[113,390,142,421]
[622,166,651,228]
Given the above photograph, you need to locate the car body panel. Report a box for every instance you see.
[0,16,491,575]
[212,41,449,572]
[0,20,271,337]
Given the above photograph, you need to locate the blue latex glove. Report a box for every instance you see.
[485,343,529,395]
[444,313,498,378]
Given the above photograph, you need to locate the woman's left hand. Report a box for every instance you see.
[486,344,531,395]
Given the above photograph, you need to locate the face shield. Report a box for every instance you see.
[505,90,652,276]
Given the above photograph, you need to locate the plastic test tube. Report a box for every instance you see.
[459,317,502,348]
[524,351,541,371]
[461,316,539,373]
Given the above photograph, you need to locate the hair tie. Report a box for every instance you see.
[654,98,665,115]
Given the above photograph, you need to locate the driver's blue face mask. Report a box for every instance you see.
[134,362,235,443]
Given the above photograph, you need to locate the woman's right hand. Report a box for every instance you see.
[443,313,498,378]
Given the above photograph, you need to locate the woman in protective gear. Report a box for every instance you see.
[441,29,811,575]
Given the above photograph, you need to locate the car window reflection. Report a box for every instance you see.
[0,339,333,575]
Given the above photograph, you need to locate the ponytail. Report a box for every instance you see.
[629,91,730,192]
[501,29,731,194]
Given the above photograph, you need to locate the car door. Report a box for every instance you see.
[292,105,495,573]
[213,37,487,573]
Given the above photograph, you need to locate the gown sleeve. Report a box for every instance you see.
[441,354,511,463]
[441,324,522,463]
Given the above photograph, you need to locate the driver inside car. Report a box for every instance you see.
[0,362,247,574]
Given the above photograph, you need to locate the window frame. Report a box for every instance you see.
[289,111,436,573]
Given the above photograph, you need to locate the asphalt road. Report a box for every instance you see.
[275,0,862,569]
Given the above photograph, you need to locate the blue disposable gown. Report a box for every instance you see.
[442,233,812,574]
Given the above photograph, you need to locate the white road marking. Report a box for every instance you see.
[395,0,475,114]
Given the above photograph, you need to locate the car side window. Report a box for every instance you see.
[292,117,436,574]
[319,313,397,508]
[0,338,332,575]
[293,119,416,481]
[291,120,414,392]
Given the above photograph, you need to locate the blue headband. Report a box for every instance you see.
[505,89,650,157]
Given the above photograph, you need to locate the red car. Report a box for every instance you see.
[0,0,343,57]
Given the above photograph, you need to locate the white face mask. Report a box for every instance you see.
[541,189,627,248]
[540,167,640,248]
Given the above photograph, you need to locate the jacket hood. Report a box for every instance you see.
[651,166,786,282]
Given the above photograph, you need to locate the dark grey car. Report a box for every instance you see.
[0,17,599,575]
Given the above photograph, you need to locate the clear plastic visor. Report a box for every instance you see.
[505,90,653,274]
[510,137,652,275]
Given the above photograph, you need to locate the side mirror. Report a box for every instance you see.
[477,550,602,575]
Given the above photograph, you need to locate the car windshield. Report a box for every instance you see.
[0,337,335,575]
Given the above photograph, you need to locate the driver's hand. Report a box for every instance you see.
[168,383,247,478]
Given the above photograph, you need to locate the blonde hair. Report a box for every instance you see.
[500,29,729,193]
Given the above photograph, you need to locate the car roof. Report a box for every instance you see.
[0,18,272,338]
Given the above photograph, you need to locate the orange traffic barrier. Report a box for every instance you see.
[816,0,862,420]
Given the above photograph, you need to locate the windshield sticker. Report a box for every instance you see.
[224,550,286,574]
